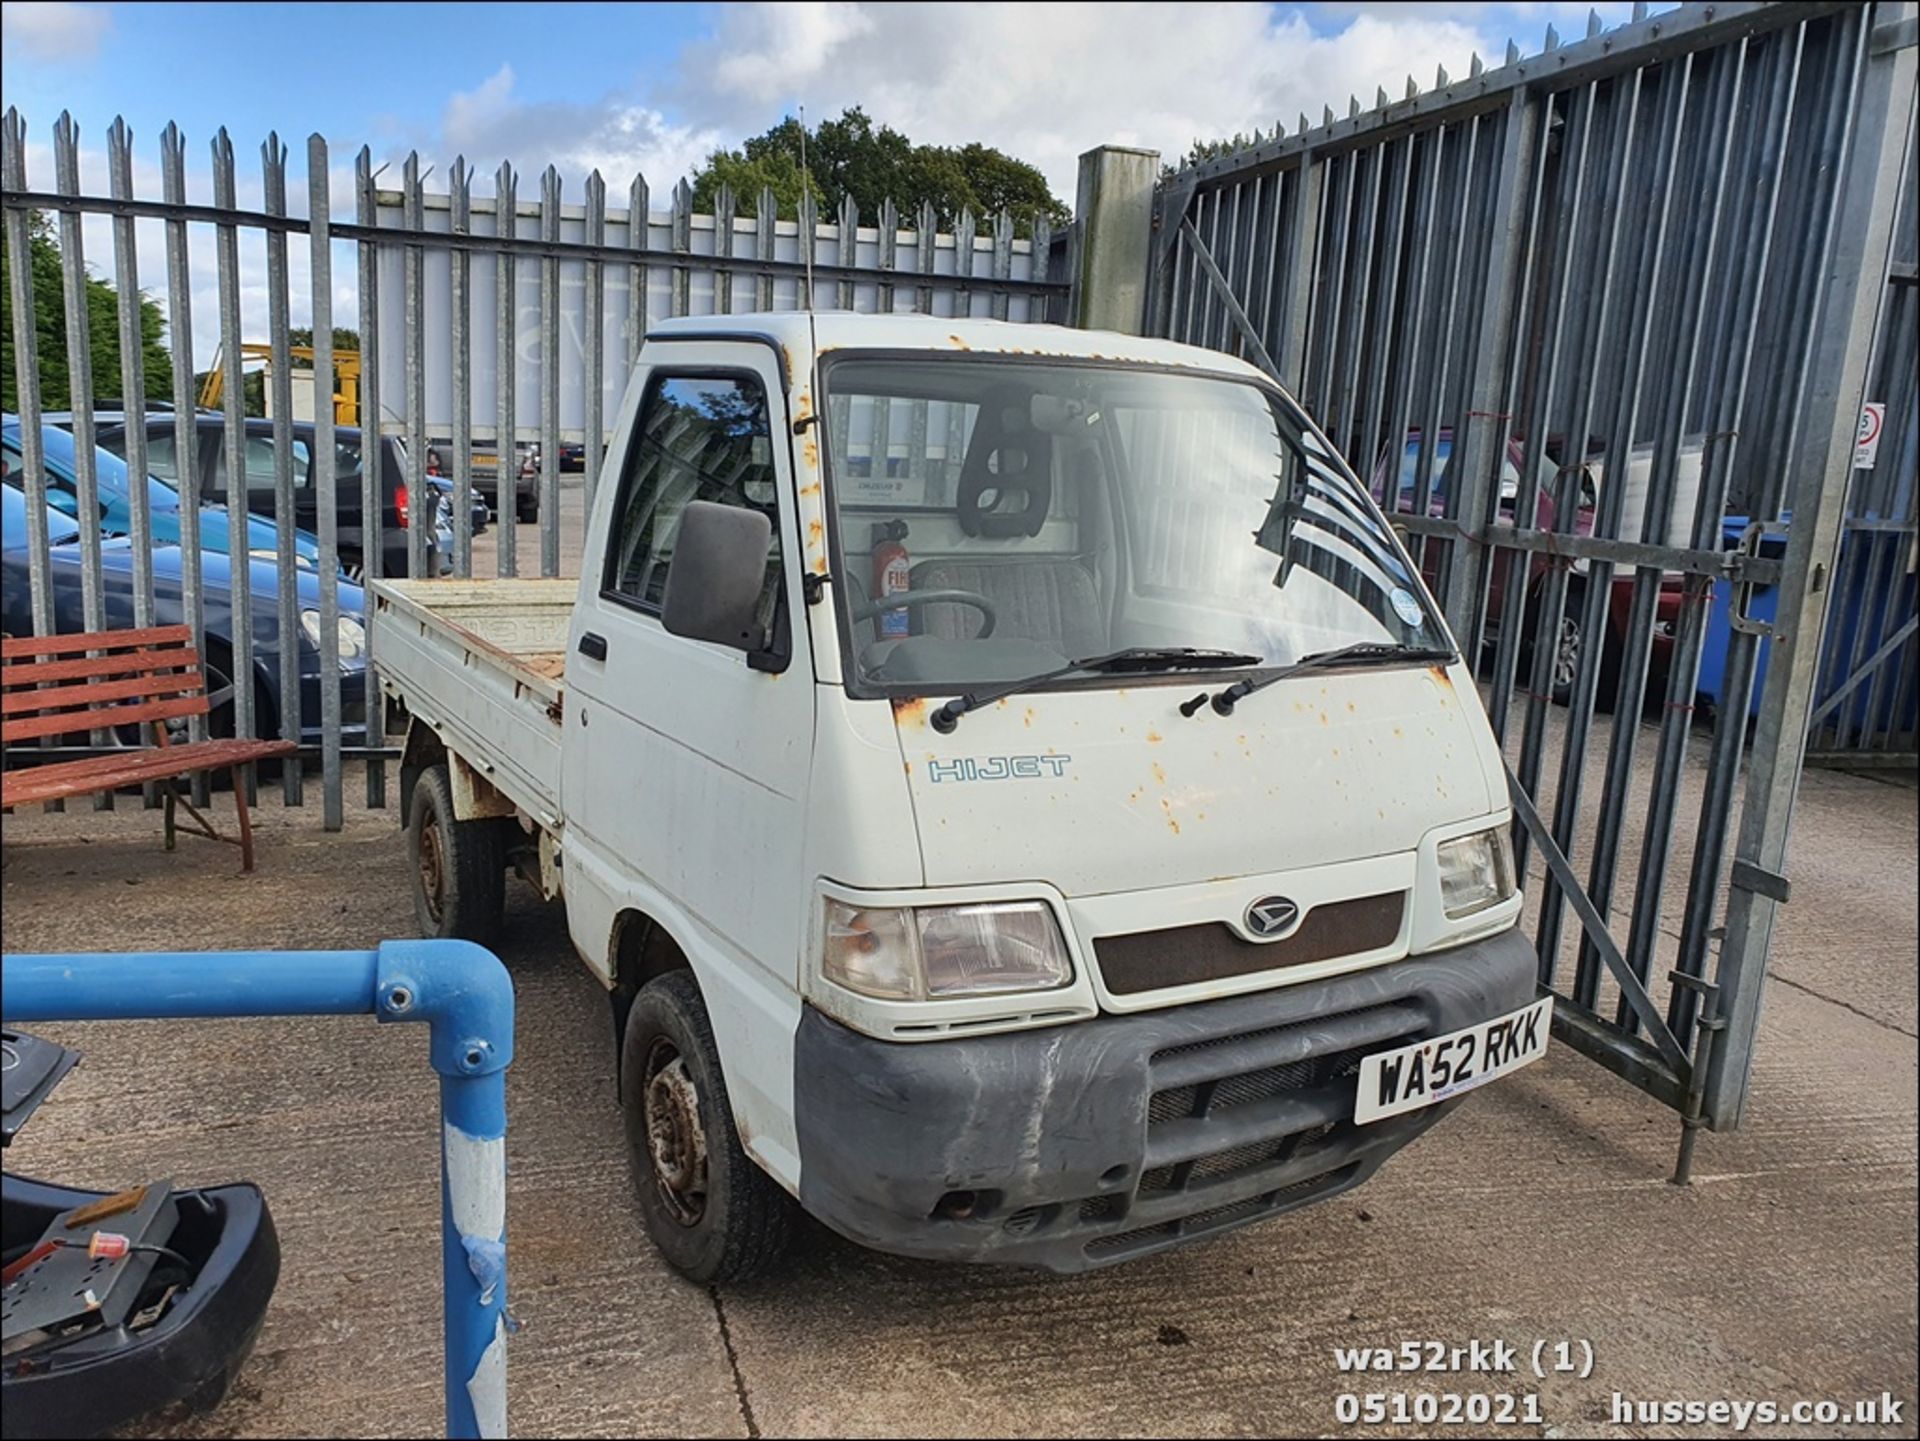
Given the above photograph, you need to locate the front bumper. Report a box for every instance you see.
[1,1175,279,1439]
[793,926,1537,1273]
[292,667,369,748]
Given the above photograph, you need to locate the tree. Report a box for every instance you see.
[288,327,361,364]
[690,107,1068,238]
[1,211,173,414]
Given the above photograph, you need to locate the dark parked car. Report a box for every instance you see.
[1371,429,1686,705]
[64,412,451,583]
[1,480,368,747]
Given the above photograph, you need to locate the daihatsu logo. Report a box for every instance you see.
[1244,896,1302,939]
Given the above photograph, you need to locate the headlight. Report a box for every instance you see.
[822,899,1072,1001]
[1437,827,1515,918]
[300,609,368,661]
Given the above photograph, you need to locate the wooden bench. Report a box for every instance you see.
[1,626,296,872]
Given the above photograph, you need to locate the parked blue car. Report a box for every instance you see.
[0,479,366,747]
[2,416,327,573]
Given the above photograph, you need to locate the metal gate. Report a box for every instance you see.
[1,115,1066,827]
[1144,0,1917,1133]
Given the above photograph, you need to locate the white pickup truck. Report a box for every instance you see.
[371,312,1546,1281]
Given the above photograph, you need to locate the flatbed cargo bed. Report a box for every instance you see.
[368,578,575,830]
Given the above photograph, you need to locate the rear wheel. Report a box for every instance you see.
[405,763,506,944]
[515,493,538,525]
[620,970,794,1283]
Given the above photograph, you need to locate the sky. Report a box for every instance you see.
[0,0,1664,359]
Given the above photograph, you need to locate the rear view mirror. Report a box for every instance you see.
[661,500,773,654]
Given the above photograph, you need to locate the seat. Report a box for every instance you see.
[909,557,1109,660]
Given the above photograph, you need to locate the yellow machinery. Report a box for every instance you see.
[197,343,362,426]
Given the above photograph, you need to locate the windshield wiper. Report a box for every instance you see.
[931,647,1261,733]
[1188,642,1457,718]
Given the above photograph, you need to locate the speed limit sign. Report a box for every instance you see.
[1855,402,1885,469]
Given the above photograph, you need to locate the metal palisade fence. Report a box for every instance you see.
[0,112,1065,828]
[1147,0,1917,1132]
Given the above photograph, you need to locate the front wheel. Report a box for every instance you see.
[1532,580,1620,710]
[405,763,506,944]
[620,970,794,1284]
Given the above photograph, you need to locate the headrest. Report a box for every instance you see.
[957,397,1052,538]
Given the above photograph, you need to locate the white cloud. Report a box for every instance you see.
[1,1,110,62]
[439,63,726,195]
[666,1,1523,201]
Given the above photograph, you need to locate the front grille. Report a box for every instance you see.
[1094,892,1407,995]
[1075,1000,1428,1262]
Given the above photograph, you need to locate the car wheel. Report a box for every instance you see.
[620,970,794,1284]
[1539,581,1623,711]
[515,495,538,525]
[405,762,506,944]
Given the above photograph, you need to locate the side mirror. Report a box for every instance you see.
[45,489,79,518]
[660,500,773,654]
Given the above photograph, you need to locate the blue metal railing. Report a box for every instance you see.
[1,940,514,1439]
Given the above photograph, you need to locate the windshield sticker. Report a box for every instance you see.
[1391,588,1426,628]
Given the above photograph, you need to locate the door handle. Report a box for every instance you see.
[577,631,608,661]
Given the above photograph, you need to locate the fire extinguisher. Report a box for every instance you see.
[872,520,911,640]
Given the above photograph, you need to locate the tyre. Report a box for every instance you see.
[620,970,794,1284]
[1536,580,1621,710]
[405,763,506,944]
[515,494,538,525]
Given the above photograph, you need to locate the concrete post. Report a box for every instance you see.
[1069,146,1160,334]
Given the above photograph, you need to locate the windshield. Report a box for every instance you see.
[821,356,1446,696]
[3,424,182,516]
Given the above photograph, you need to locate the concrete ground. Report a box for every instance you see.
[2,751,1913,1440]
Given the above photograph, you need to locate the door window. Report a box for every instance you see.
[211,434,313,492]
[603,374,783,624]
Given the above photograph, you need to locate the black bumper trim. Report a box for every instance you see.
[793,927,1538,1272]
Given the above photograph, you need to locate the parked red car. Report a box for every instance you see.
[1370,430,1686,706]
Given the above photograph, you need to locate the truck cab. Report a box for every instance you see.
[376,312,1543,1280]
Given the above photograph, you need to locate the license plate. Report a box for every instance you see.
[1354,997,1553,1124]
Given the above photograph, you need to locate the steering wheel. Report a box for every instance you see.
[851,588,998,639]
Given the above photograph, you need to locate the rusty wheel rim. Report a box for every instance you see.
[416,810,447,926]
[642,1039,708,1226]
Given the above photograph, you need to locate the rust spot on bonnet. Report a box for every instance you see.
[1146,728,1163,744]
[1023,707,1035,728]
[1160,798,1181,835]
[893,697,928,727]
[1151,762,1167,785]
[949,333,971,349]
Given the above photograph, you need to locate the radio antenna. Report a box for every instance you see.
[798,104,816,312]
